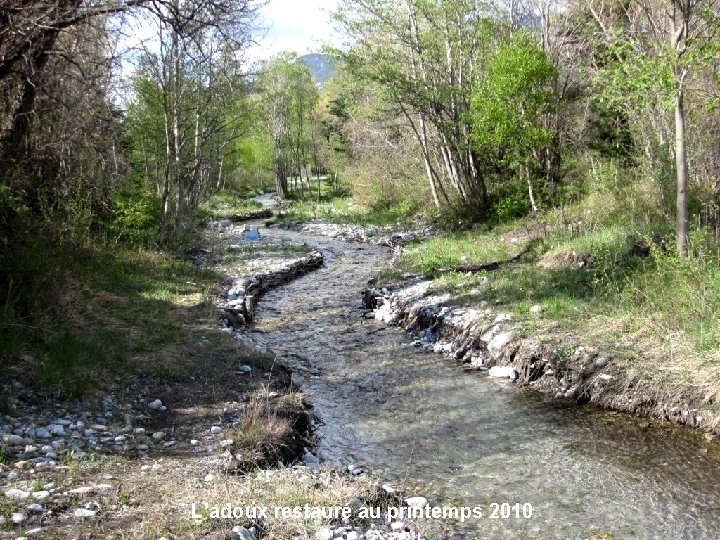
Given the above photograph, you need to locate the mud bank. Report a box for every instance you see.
[365,279,720,436]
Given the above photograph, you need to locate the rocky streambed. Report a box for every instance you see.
[230,211,720,539]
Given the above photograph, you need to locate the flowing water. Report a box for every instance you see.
[244,202,720,539]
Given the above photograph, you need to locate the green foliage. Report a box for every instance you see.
[108,190,160,246]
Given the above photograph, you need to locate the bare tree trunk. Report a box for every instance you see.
[675,89,688,257]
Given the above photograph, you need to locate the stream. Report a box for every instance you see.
[242,195,720,539]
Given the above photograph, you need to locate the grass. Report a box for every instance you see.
[0,244,224,399]
[397,217,720,358]
[200,193,264,220]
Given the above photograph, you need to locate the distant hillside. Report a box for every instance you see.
[300,53,336,84]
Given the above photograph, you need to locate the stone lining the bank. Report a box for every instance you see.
[229,209,273,222]
[364,279,720,436]
[220,250,324,327]
[280,220,436,249]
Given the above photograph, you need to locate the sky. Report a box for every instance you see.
[250,0,341,60]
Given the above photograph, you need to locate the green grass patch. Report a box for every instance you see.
[199,193,263,220]
[398,217,720,354]
[400,231,527,277]
[1,245,224,400]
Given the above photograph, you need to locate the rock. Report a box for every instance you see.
[487,332,514,359]
[315,527,334,540]
[31,491,49,500]
[529,305,543,314]
[114,435,126,443]
[134,427,146,435]
[5,488,31,499]
[74,508,97,519]
[238,365,252,374]
[26,503,44,513]
[598,374,613,381]
[47,424,66,436]
[190,439,200,446]
[595,357,608,368]
[148,399,163,410]
[204,473,215,482]
[68,486,95,495]
[210,426,222,434]
[3,434,25,445]
[11,512,26,524]
[494,313,512,323]
[34,427,51,439]
[346,532,359,540]
[390,521,405,531]
[405,496,428,509]
[152,431,166,440]
[232,526,256,540]
[488,366,517,380]
[26,527,43,536]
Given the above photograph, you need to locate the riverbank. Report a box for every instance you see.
[0,206,421,539]
[359,222,720,437]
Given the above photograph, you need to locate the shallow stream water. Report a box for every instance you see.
[244,199,720,539]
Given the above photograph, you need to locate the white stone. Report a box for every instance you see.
[598,374,614,381]
[148,399,163,410]
[233,526,256,540]
[134,428,145,435]
[238,365,252,373]
[346,532,359,540]
[74,508,97,519]
[31,491,49,500]
[390,521,405,531]
[11,512,26,524]
[405,496,428,509]
[529,305,543,314]
[494,313,512,323]
[152,431,165,440]
[27,528,44,537]
[487,332,514,359]
[315,527,334,540]
[47,424,66,436]
[210,426,222,434]
[26,503,44,513]
[5,488,31,499]
[204,473,214,482]
[488,365,517,380]
[190,439,200,446]
[34,428,51,439]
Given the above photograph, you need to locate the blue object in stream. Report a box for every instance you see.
[243,228,260,242]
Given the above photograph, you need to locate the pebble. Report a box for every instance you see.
[315,527,334,540]
[595,357,608,368]
[204,473,215,482]
[74,508,97,518]
[5,488,30,499]
[26,503,44,513]
[11,512,26,524]
[26,529,43,537]
[210,426,222,434]
[529,304,543,314]
[152,431,166,440]
[488,365,517,380]
[148,399,164,410]
[405,496,428,509]
[31,491,49,500]
[238,365,252,373]
[134,427,146,435]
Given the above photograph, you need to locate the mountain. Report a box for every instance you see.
[300,53,336,85]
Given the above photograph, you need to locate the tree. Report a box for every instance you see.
[584,0,720,257]
[257,54,319,199]
[470,32,556,213]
